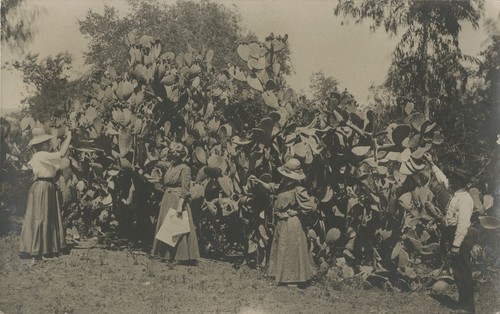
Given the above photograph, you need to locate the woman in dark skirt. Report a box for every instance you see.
[250,158,316,287]
[19,127,72,261]
[152,142,200,264]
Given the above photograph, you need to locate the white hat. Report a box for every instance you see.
[28,128,52,146]
[278,158,306,181]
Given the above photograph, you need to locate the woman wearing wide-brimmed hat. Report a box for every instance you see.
[19,127,72,261]
[152,142,200,264]
[249,158,315,287]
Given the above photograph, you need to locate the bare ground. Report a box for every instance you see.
[0,235,499,314]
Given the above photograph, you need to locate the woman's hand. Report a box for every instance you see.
[287,209,299,217]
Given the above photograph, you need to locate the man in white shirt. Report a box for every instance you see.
[425,154,475,313]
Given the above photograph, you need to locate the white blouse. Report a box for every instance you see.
[446,190,474,247]
[29,151,63,178]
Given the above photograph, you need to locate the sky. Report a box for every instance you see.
[1,0,499,113]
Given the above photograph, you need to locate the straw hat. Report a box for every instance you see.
[478,216,500,230]
[278,158,306,181]
[28,128,53,146]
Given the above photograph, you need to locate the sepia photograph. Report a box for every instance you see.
[1,0,499,313]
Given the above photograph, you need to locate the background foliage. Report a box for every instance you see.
[1,0,499,291]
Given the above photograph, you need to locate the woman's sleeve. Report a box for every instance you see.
[38,151,63,170]
[180,165,192,199]
[431,164,449,189]
[295,186,313,211]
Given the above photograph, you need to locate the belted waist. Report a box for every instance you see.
[34,177,56,183]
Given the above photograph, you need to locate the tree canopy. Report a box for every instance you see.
[79,0,255,77]
[334,0,484,111]
[334,0,494,174]
[10,53,82,121]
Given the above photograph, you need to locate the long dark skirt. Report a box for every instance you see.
[151,189,200,261]
[19,180,66,256]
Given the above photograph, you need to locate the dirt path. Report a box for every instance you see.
[0,235,498,314]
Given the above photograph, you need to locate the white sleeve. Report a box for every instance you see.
[37,151,63,170]
[452,193,473,247]
[431,164,449,189]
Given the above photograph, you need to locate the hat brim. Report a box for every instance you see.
[478,216,500,230]
[28,134,53,146]
[278,166,306,181]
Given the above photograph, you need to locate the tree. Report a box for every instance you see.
[78,0,293,131]
[459,14,500,182]
[334,0,484,112]
[309,71,339,102]
[477,14,500,145]
[79,0,255,76]
[334,0,492,174]
[10,53,84,121]
[1,0,44,50]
